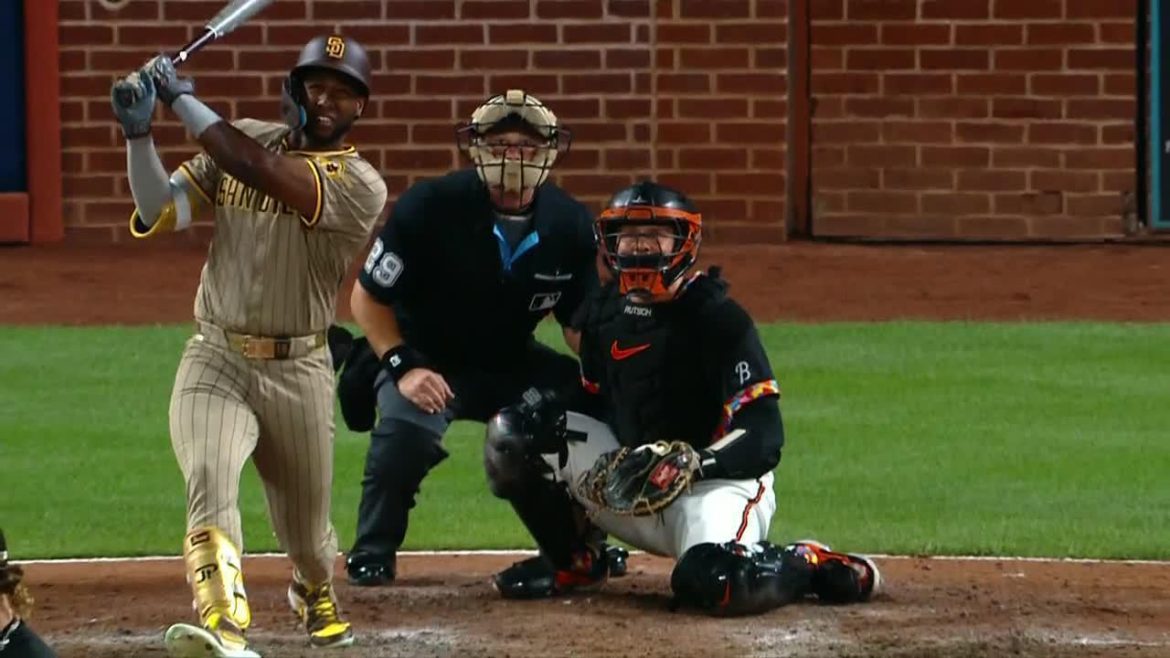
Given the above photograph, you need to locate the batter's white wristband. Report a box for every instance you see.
[172,95,222,139]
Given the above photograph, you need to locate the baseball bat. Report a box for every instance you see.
[171,0,275,68]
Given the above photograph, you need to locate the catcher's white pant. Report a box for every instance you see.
[543,412,777,558]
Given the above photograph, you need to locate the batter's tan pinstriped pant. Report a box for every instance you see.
[168,333,338,585]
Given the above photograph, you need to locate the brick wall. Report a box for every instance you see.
[57,0,788,243]
[809,0,1137,238]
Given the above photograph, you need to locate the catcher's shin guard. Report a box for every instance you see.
[182,527,252,631]
[484,407,592,571]
[669,541,814,616]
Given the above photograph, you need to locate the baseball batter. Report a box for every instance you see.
[483,182,882,615]
[111,36,386,657]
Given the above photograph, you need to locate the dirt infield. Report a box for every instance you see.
[4,240,1170,657]
[21,554,1170,658]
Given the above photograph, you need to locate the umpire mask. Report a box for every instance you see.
[457,90,569,209]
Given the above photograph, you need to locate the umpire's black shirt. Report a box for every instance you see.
[357,168,598,371]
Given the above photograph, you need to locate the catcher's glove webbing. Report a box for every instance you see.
[582,441,701,516]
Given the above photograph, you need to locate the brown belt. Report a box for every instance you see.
[195,322,326,360]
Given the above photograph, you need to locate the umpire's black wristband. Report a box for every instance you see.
[380,344,426,383]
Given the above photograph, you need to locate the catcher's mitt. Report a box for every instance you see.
[581,441,702,516]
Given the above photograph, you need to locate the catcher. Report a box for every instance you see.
[483,181,882,615]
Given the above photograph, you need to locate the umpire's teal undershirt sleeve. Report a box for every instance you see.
[126,136,172,228]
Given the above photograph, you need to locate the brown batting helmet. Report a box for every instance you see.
[291,35,371,97]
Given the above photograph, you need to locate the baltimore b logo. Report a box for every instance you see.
[326,36,346,59]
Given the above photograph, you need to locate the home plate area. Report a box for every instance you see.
[23,553,1170,658]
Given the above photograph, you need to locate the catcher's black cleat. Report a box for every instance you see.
[493,546,612,599]
[346,555,396,587]
[790,539,882,603]
[606,545,629,578]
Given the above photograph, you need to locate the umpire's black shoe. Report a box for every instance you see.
[346,554,396,587]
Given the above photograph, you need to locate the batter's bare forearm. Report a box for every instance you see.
[350,284,404,358]
[195,122,273,186]
[195,122,319,218]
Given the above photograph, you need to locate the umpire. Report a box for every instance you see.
[343,90,598,585]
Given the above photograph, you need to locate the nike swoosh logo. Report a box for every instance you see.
[610,340,651,360]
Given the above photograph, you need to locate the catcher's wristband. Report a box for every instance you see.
[696,448,718,481]
[380,344,426,383]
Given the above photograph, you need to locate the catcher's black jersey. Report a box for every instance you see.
[358,168,598,371]
[576,270,784,480]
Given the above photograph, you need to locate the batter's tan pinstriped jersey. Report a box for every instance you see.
[133,118,387,336]
[129,117,386,587]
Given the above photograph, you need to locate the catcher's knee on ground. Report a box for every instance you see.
[670,542,813,616]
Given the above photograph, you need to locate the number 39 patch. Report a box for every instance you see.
[363,238,404,288]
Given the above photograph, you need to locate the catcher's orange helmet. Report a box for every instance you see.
[596,181,703,299]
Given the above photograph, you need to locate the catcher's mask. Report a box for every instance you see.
[282,35,371,132]
[596,181,703,299]
[456,90,569,210]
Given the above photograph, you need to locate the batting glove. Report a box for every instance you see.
[145,54,195,106]
[110,71,156,140]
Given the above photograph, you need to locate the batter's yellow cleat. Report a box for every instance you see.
[288,579,355,648]
[164,611,260,658]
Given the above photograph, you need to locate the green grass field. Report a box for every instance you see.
[1,321,1168,560]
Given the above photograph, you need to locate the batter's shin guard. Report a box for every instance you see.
[182,526,252,630]
[670,541,814,617]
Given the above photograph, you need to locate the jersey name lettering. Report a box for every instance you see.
[216,175,299,217]
[623,304,652,317]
